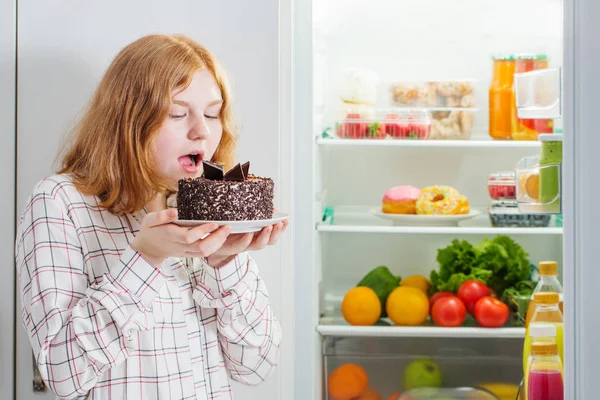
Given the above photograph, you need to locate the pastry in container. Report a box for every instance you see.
[488,172,516,200]
[429,109,474,140]
[390,80,476,108]
[339,67,379,105]
[488,200,551,227]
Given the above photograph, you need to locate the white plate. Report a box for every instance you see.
[173,212,289,233]
[371,209,481,227]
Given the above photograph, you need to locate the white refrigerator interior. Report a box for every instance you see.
[14,1,293,399]
[293,0,576,399]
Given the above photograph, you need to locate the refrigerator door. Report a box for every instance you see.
[563,0,600,399]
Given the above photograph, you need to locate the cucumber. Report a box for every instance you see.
[357,265,401,318]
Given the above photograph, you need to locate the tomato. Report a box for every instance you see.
[457,280,491,314]
[429,291,455,313]
[431,296,467,327]
[474,296,510,328]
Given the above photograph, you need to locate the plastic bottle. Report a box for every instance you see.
[523,324,557,400]
[524,293,564,376]
[527,342,564,400]
[525,261,564,328]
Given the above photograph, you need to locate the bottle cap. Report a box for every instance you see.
[529,323,557,338]
[531,342,558,356]
[534,292,560,304]
[539,261,558,276]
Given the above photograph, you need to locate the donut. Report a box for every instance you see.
[416,185,469,215]
[382,186,421,214]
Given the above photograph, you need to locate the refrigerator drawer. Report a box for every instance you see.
[514,68,562,119]
[323,336,522,400]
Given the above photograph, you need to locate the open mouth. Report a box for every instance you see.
[178,152,203,169]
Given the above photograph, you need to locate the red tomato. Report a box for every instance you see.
[474,296,510,328]
[431,296,467,327]
[429,291,455,313]
[457,280,491,314]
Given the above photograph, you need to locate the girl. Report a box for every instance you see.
[15,34,285,400]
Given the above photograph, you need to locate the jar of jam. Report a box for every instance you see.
[489,55,517,140]
[513,54,553,140]
[488,172,517,200]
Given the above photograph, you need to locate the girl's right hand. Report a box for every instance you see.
[131,208,232,267]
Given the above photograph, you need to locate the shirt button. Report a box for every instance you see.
[178,270,188,280]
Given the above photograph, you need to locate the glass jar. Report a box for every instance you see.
[489,55,517,140]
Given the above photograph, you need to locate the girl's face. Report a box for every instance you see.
[152,69,224,187]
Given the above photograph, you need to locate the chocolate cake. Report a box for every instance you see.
[177,161,274,221]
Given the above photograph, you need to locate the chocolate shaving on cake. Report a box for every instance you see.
[242,162,250,178]
[224,163,245,181]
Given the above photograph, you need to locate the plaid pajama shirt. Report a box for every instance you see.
[15,175,281,400]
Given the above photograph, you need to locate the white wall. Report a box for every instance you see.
[15,1,293,399]
[0,0,15,398]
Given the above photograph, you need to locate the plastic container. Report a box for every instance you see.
[429,109,475,140]
[339,67,379,105]
[389,80,476,108]
[513,54,553,140]
[514,68,562,119]
[515,153,561,214]
[488,172,516,200]
[488,204,551,227]
[335,104,432,140]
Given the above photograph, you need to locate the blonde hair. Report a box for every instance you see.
[57,34,237,214]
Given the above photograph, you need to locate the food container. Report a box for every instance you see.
[429,109,475,140]
[339,67,379,105]
[514,67,562,119]
[488,172,516,200]
[335,104,432,140]
[390,80,477,108]
[488,200,551,227]
[489,54,517,140]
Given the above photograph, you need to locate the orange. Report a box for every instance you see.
[357,388,382,400]
[386,286,429,326]
[328,363,368,400]
[525,173,540,200]
[400,275,430,293]
[387,392,402,400]
[341,287,381,326]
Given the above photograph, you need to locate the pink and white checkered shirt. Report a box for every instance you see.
[15,175,281,400]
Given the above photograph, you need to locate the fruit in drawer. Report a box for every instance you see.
[400,275,430,293]
[386,286,429,326]
[357,266,402,318]
[475,383,520,400]
[341,287,381,326]
[403,359,442,390]
[357,388,382,399]
[327,363,368,400]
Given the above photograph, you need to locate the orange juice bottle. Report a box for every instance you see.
[525,261,564,328]
[489,54,517,140]
[523,293,564,376]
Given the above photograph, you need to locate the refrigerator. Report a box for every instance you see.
[292,0,600,399]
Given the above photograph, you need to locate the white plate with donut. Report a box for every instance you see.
[371,209,482,227]
[173,212,290,233]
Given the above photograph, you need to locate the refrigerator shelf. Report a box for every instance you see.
[317,137,542,149]
[317,223,562,235]
[317,317,525,339]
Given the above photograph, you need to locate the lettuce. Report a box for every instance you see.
[429,235,532,296]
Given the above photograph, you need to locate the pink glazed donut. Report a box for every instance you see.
[381,186,421,214]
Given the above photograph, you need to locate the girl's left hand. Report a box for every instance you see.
[206,219,289,268]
